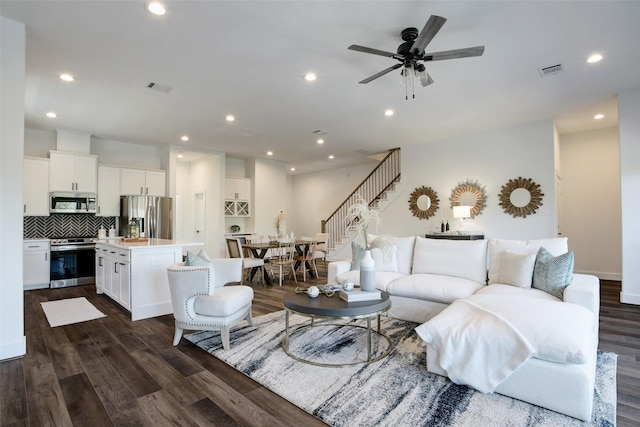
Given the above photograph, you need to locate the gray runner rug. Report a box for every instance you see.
[184,311,616,427]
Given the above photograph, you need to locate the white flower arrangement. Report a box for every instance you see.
[346,195,394,254]
[273,210,286,236]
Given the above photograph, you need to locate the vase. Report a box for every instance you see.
[359,249,376,292]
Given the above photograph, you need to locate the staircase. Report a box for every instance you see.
[321,148,401,259]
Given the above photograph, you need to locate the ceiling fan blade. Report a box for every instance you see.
[423,46,485,61]
[410,15,447,55]
[348,44,397,58]
[359,63,403,84]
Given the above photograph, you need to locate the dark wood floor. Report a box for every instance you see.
[1,272,639,426]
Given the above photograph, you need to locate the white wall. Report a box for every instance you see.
[559,127,621,279]
[186,154,225,257]
[618,87,640,304]
[292,162,378,237]
[1,17,26,360]
[250,158,289,236]
[91,137,163,169]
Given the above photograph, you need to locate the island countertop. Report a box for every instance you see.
[95,238,203,250]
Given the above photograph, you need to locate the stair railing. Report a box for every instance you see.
[321,148,401,251]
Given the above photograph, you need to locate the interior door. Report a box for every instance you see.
[194,192,205,243]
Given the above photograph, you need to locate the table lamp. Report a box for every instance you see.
[453,205,472,234]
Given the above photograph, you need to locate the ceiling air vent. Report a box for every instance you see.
[539,64,564,77]
[147,82,173,93]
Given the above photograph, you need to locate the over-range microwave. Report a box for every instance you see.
[50,192,97,214]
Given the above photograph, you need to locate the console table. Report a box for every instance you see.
[425,233,484,240]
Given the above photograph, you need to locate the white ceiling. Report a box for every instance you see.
[2,1,638,174]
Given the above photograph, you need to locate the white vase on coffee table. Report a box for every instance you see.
[359,250,376,292]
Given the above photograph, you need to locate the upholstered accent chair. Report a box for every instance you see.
[167,258,253,350]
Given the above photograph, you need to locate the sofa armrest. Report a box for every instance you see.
[327,260,352,285]
[564,273,600,319]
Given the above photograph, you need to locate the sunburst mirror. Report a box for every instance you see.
[499,177,544,218]
[449,179,487,218]
[408,186,439,219]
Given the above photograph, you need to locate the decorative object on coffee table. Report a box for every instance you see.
[498,177,544,218]
[408,185,439,219]
[346,195,393,293]
[450,179,487,218]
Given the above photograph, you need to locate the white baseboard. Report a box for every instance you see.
[0,335,26,361]
[620,292,640,306]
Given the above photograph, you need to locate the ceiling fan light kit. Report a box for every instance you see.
[348,15,485,99]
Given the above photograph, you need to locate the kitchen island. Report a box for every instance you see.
[95,239,203,321]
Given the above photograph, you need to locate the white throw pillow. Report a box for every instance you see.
[499,250,536,288]
[488,238,568,285]
[371,245,398,273]
[412,237,488,284]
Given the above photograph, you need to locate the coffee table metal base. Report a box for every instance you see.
[281,309,393,367]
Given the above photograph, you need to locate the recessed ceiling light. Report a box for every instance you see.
[587,54,603,63]
[177,152,184,159]
[267,151,273,156]
[59,73,74,82]
[226,115,235,122]
[181,135,189,142]
[317,139,324,144]
[290,167,296,171]
[385,109,394,116]
[328,155,334,160]
[146,2,166,15]
[304,72,317,81]
[46,112,57,118]
[594,113,605,120]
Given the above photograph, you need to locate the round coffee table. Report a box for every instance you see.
[282,290,392,367]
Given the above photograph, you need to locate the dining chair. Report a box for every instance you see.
[225,237,264,285]
[294,237,319,282]
[269,239,297,286]
[315,232,329,269]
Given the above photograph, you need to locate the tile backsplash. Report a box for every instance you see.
[24,215,116,239]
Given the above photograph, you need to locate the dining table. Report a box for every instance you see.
[243,240,316,286]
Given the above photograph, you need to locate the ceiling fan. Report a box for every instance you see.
[348,15,485,99]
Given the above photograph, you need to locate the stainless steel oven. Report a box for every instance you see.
[50,237,96,288]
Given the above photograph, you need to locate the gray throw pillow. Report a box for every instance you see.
[532,247,574,300]
[351,241,365,270]
[185,251,212,266]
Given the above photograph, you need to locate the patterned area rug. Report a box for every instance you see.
[185,311,616,427]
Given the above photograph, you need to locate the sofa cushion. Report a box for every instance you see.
[336,269,405,292]
[371,244,398,273]
[488,238,568,285]
[499,250,537,288]
[387,274,485,305]
[475,283,560,302]
[394,236,416,275]
[412,237,488,284]
[532,247,575,300]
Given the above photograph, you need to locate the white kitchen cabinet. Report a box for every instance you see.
[225,178,250,200]
[95,240,200,320]
[225,178,251,217]
[96,244,131,310]
[23,157,50,216]
[49,151,98,192]
[23,240,50,290]
[120,168,166,196]
[97,165,121,217]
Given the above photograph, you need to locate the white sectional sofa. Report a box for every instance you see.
[327,236,600,421]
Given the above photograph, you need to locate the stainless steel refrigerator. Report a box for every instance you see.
[119,196,173,239]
